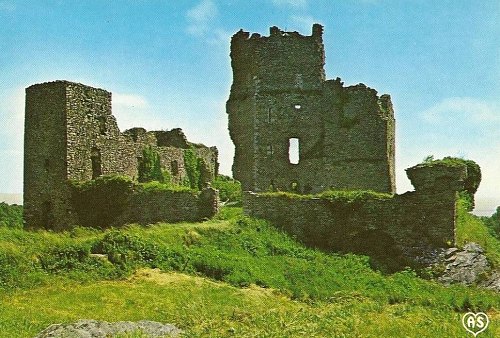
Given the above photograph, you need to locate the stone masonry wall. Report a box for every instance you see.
[117,187,219,226]
[24,82,76,230]
[243,164,467,263]
[227,25,395,194]
[24,80,219,229]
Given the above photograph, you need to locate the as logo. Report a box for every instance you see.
[462,312,489,337]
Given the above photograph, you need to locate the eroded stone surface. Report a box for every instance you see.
[35,319,182,338]
[438,243,495,287]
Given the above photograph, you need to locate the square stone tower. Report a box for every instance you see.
[227,24,395,194]
[24,81,113,229]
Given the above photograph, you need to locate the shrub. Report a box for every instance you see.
[0,251,34,289]
[70,175,134,228]
[0,202,23,229]
[482,206,500,239]
[212,175,242,204]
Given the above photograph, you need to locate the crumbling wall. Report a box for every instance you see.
[24,80,219,229]
[70,178,219,229]
[243,164,466,263]
[227,24,395,194]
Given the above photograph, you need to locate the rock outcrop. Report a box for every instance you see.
[35,319,182,338]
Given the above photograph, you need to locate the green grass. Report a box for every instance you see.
[456,199,500,266]
[1,206,500,337]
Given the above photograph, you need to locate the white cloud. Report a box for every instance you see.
[290,15,321,34]
[272,0,307,8]
[111,93,166,131]
[422,97,500,124]
[113,93,148,109]
[186,0,218,37]
[0,87,24,144]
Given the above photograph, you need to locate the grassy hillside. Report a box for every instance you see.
[1,206,499,337]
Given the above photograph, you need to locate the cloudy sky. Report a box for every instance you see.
[0,1,499,215]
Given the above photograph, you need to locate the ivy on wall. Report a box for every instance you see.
[138,146,163,183]
[183,147,203,190]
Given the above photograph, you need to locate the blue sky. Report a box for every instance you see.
[0,0,499,214]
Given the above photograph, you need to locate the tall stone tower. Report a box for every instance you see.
[227,24,395,194]
[24,81,113,229]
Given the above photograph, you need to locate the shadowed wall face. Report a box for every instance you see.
[227,25,395,194]
[244,164,467,265]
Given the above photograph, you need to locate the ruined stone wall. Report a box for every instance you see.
[123,187,219,225]
[227,25,395,194]
[24,80,218,229]
[243,164,466,263]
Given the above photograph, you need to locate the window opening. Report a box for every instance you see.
[171,160,179,176]
[266,144,274,156]
[288,138,299,164]
[91,147,102,179]
[97,116,107,135]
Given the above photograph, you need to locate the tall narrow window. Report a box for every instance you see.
[288,138,300,164]
[97,116,107,135]
[91,147,102,179]
[44,159,50,173]
[171,160,179,176]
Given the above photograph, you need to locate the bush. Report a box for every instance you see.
[0,251,35,289]
[70,175,134,228]
[92,231,188,272]
[212,175,242,204]
[0,202,23,229]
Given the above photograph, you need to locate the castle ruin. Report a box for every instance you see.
[227,24,395,194]
[24,80,219,229]
[228,25,469,264]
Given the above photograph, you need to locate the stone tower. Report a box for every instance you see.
[24,81,110,229]
[227,24,395,194]
[24,80,218,229]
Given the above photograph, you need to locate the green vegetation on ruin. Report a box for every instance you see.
[260,189,393,204]
[0,202,499,337]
